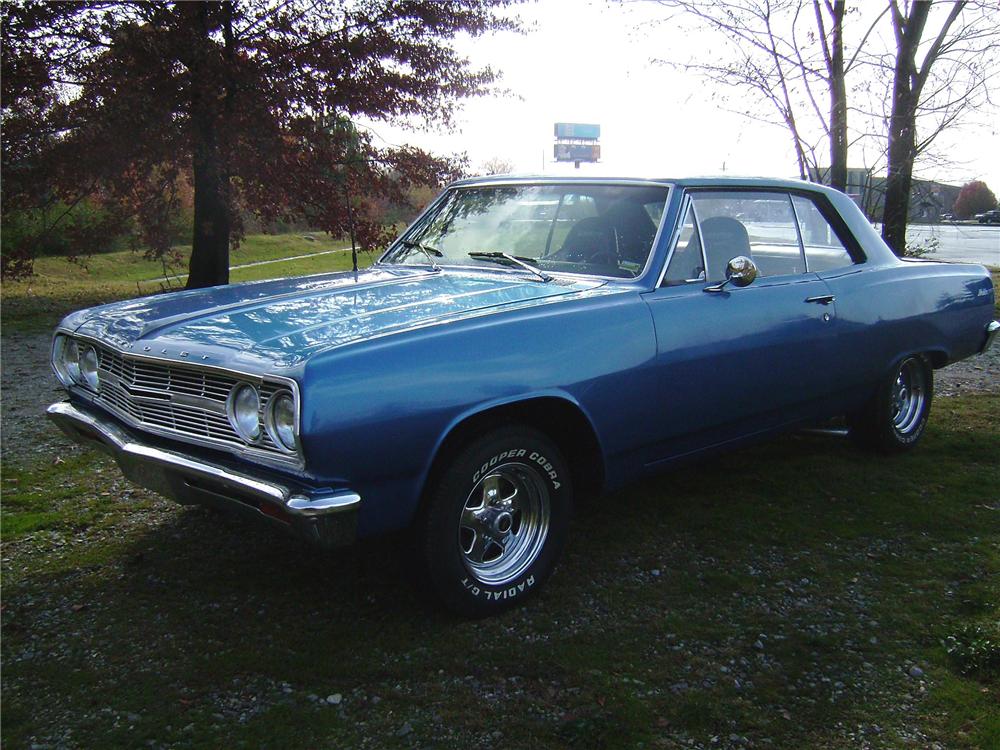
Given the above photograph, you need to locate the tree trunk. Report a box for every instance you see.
[828,2,847,193]
[881,1,932,257]
[185,2,230,289]
[882,87,917,256]
[188,129,230,288]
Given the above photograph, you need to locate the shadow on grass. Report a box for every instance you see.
[3,396,998,749]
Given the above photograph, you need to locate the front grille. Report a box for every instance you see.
[82,343,295,461]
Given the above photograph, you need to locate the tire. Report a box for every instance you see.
[850,354,933,453]
[419,425,572,616]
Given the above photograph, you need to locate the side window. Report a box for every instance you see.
[791,195,854,271]
[662,203,705,285]
[689,192,805,280]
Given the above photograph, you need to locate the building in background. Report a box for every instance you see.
[808,167,961,223]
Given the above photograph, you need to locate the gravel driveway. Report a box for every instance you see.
[1,333,74,466]
[2,331,997,467]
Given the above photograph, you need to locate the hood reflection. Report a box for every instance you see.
[67,267,609,368]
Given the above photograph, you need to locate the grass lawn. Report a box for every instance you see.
[2,395,998,749]
[1,233,362,334]
[1,239,997,748]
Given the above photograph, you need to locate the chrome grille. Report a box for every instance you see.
[83,343,293,460]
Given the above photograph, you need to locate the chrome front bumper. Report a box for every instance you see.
[47,401,359,548]
[983,321,1000,354]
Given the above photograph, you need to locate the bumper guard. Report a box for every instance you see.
[983,320,1000,354]
[47,401,359,548]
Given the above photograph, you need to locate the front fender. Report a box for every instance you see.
[297,289,656,536]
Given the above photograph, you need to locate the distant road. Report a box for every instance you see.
[904,223,999,266]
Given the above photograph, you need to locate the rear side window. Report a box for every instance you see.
[791,195,854,271]
[688,192,805,280]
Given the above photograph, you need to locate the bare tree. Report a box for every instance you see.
[643,1,997,238]
[646,1,882,191]
[878,1,997,255]
[812,1,848,191]
[479,156,516,175]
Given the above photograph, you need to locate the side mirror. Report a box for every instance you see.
[704,255,758,293]
[726,255,758,287]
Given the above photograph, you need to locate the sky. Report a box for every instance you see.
[364,0,1000,191]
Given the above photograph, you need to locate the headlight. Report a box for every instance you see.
[52,335,81,387]
[79,345,100,390]
[227,383,261,442]
[265,390,297,451]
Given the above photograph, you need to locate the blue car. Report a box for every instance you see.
[48,176,998,615]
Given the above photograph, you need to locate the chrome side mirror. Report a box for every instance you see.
[704,256,758,293]
[726,256,758,287]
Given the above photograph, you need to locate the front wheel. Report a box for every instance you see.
[850,354,933,453]
[419,426,572,616]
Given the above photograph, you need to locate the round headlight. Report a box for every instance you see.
[227,383,261,442]
[265,391,297,451]
[53,335,81,387]
[79,345,100,390]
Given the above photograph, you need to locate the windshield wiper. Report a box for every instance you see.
[400,240,443,270]
[468,252,553,282]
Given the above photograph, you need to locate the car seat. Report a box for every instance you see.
[556,216,619,266]
[700,216,751,282]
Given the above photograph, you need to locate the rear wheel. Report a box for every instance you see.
[419,426,572,616]
[850,354,933,453]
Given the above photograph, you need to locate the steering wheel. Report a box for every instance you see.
[552,226,620,267]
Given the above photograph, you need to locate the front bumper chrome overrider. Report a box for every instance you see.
[47,401,358,548]
[983,321,1000,354]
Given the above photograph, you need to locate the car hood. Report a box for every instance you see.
[63,266,611,370]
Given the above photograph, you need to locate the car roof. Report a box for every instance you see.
[448,174,843,198]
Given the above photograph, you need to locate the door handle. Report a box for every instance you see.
[805,294,835,305]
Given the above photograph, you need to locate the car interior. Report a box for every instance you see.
[661,191,855,285]
[544,196,660,277]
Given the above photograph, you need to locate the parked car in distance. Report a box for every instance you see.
[976,208,1000,224]
[48,176,999,616]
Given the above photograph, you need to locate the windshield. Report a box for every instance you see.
[383,183,670,279]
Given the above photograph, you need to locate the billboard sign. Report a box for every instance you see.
[553,143,601,163]
[554,122,600,140]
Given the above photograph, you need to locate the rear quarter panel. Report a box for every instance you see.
[820,260,995,402]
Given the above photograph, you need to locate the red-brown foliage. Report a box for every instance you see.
[952,180,997,219]
[1,1,518,284]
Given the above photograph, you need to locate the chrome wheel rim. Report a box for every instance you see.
[891,358,926,435]
[459,463,550,586]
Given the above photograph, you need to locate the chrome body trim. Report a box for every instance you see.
[287,494,361,514]
[448,176,674,188]
[655,192,695,289]
[47,400,357,548]
[982,320,1000,354]
[805,294,836,305]
[799,427,850,438]
[52,330,303,469]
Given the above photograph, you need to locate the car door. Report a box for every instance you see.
[640,189,841,466]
